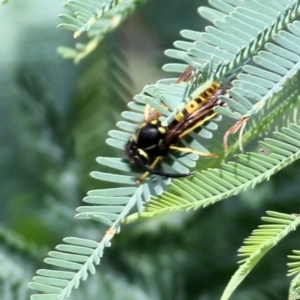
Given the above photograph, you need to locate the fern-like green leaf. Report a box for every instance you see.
[58,0,144,62]
[221,211,300,300]
[125,118,300,222]
[29,235,115,300]
[287,249,300,300]
[163,1,300,137]
[81,0,300,226]
[288,250,300,277]
[97,1,300,205]
[29,181,142,299]
[30,1,300,298]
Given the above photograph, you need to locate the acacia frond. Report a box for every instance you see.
[30,1,300,298]
[287,249,300,299]
[224,69,300,158]
[29,233,116,300]
[124,117,300,222]
[28,180,142,299]
[58,0,144,62]
[288,250,300,277]
[97,1,300,217]
[163,0,300,128]
[289,271,300,300]
[221,211,300,300]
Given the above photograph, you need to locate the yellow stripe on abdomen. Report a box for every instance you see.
[173,81,221,124]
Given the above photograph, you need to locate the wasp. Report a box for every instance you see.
[125,66,229,183]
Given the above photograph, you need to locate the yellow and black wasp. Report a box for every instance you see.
[125,66,230,183]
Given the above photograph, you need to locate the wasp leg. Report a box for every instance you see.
[178,111,218,139]
[144,104,164,122]
[136,156,163,184]
[169,145,218,158]
[144,103,151,120]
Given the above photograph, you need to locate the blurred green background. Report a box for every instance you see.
[0,0,300,299]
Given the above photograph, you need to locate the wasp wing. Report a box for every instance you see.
[164,84,232,145]
[176,66,196,84]
[145,66,196,122]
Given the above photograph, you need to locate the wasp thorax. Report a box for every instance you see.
[125,120,169,169]
[135,121,167,152]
